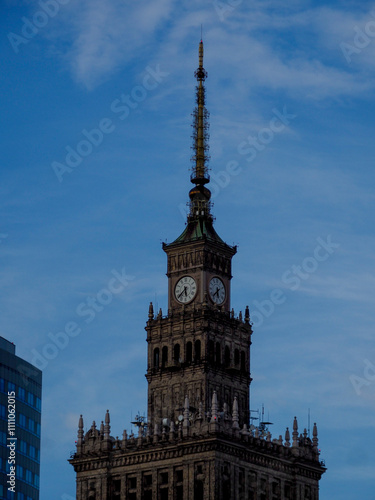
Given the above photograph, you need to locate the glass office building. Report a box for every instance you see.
[0,337,42,500]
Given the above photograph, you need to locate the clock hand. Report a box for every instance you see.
[213,287,219,297]
[178,287,187,299]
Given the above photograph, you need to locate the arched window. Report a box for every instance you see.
[215,342,221,366]
[241,351,246,372]
[194,340,201,362]
[208,340,214,364]
[174,344,180,363]
[162,346,168,368]
[186,342,192,363]
[153,348,159,369]
[224,346,230,367]
[234,349,240,366]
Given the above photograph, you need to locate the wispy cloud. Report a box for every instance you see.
[36,1,375,95]
[49,0,174,88]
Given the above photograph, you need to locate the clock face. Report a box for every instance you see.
[175,276,197,304]
[209,277,226,304]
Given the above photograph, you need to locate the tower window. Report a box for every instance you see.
[224,346,230,367]
[234,349,240,366]
[215,343,221,366]
[154,348,160,369]
[162,346,168,368]
[174,344,180,363]
[208,340,214,364]
[186,342,192,363]
[241,351,246,372]
[194,340,201,362]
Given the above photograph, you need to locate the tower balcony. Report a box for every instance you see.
[190,172,210,184]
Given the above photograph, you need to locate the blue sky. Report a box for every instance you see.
[1,0,375,498]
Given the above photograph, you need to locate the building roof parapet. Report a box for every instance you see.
[72,410,324,473]
[146,302,253,330]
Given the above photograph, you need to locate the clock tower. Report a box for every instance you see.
[69,40,326,500]
[146,40,251,431]
[164,40,236,314]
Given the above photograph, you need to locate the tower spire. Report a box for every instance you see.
[189,39,211,220]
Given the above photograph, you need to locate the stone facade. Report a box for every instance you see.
[146,304,252,432]
[69,406,324,500]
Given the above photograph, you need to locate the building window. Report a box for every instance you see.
[175,485,183,500]
[19,413,26,428]
[28,418,35,432]
[19,440,27,454]
[162,346,168,368]
[143,474,152,487]
[27,392,34,406]
[18,387,26,401]
[128,476,137,500]
[176,470,183,483]
[174,469,183,500]
[0,404,6,419]
[29,445,36,459]
[241,351,246,372]
[154,348,160,369]
[0,432,6,445]
[208,340,214,364]
[0,378,4,392]
[186,342,192,363]
[194,480,204,500]
[8,382,15,393]
[16,465,24,480]
[234,349,240,366]
[173,344,180,363]
[160,472,168,484]
[215,342,221,365]
[284,483,291,499]
[159,472,169,500]
[35,397,41,411]
[25,469,32,483]
[304,485,311,500]
[224,346,230,367]
[272,480,280,498]
[143,474,152,500]
[222,464,231,500]
[128,477,137,489]
[194,340,201,362]
[239,468,245,499]
[160,490,168,500]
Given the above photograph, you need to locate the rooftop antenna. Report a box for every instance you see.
[259,404,273,437]
[131,412,147,430]
[201,24,203,41]
[250,404,273,437]
[308,408,311,438]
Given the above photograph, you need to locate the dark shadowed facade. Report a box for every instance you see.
[0,336,42,500]
[69,41,326,500]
